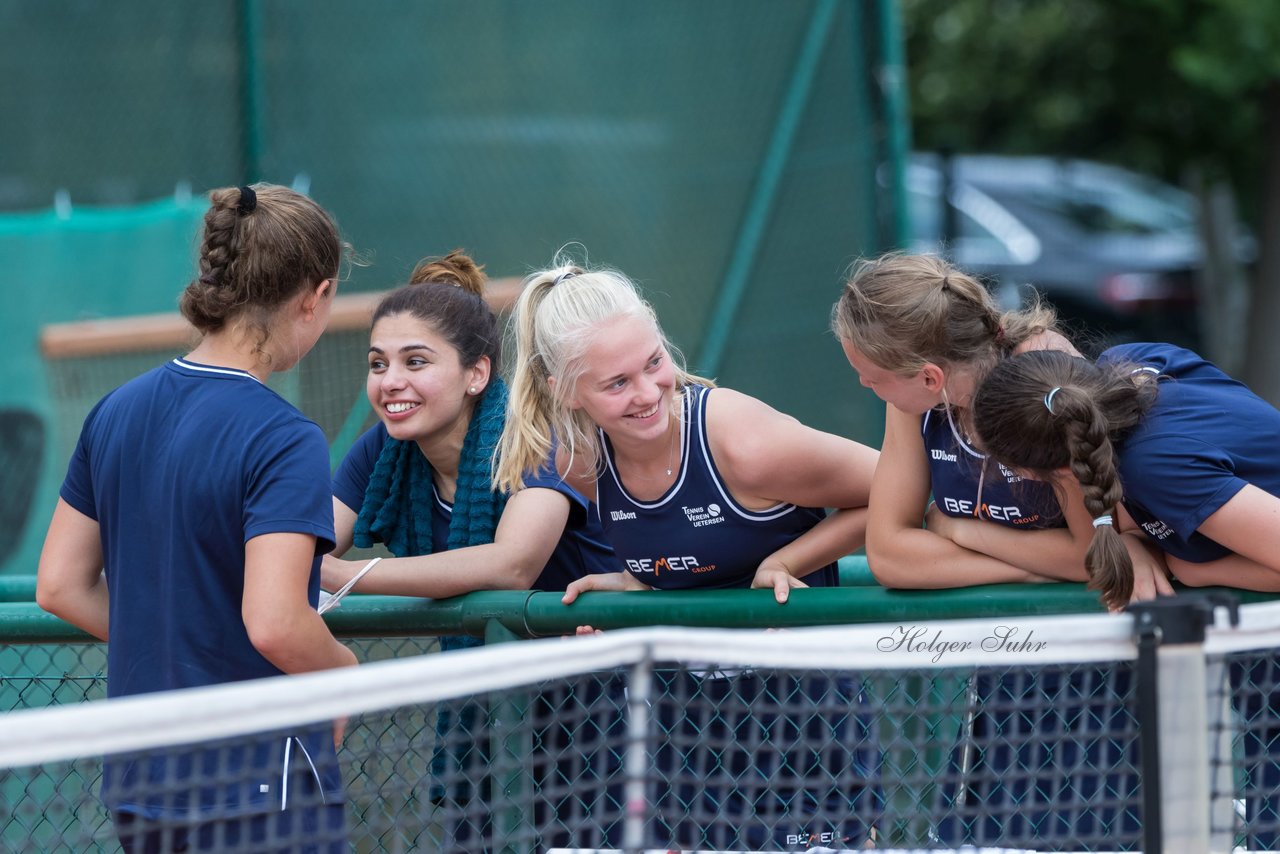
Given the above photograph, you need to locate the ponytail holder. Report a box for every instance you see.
[198,272,218,286]
[236,185,257,215]
[553,270,576,285]
[1043,386,1062,414]
[939,275,951,292]
[995,324,1006,344]
[1092,514,1114,529]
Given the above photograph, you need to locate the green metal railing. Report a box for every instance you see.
[4,558,1277,643]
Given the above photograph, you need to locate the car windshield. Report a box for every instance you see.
[1012,167,1197,236]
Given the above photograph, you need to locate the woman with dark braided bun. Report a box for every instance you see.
[972,342,1280,848]
[38,184,356,852]
[835,253,1144,849]
[322,250,616,853]
[323,249,614,608]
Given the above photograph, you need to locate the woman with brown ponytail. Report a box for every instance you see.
[323,249,613,607]
[972,341,1280,847]
[834,253,1143,848]
[831,252,1137,588]
[321,250,616,852]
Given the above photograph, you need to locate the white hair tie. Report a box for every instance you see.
[1092,514,1114,528]
[1044,387,1063,414]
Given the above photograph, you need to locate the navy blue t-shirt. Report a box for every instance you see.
[332,423,614,591]
[1100,343,1280,563]
[60,358,340,815]
[923,407,1062,529]
[596,384,838,590]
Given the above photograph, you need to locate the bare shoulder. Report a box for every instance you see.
[703,387,799,456]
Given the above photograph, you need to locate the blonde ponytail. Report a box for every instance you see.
[494,258,713,493]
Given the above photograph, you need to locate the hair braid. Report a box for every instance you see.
[180,184,344,356]
[832,252,1058,377]
[1060,392,1132,609]
[972,350,1159,611]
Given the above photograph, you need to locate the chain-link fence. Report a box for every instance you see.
[3,595,1280,852]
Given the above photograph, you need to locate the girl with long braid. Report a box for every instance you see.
[833,253,1143,848]
[972,344,1280,603]
[971,342,1280,847]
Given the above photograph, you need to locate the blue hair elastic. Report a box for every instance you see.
[1092,514,1114,528]
[1044,386,1063,414]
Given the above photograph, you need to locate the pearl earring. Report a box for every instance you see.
[469,386,477,394]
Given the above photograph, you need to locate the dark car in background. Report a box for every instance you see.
[904,152,1254,351]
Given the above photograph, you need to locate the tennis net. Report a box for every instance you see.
[0,600,1273,852]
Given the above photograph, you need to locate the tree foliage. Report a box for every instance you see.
[902,0,1279,221]
[902,0,1280,399]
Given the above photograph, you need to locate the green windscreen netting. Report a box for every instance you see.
[1,0,905,574]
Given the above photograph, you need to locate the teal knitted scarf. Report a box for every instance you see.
[352,378,510,560]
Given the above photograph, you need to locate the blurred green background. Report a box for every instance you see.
[8,0,1279,579]
[0,0,909,575]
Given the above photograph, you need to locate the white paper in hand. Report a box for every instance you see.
[317,557,382,615]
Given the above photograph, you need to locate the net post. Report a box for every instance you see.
[1131,594,1239,854]
[1205,652,1236,853]
[622,644,654,854]
[485,620,535,854]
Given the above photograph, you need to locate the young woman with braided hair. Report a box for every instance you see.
[38,184,355,852]
[834,253,1143,848]
[972,344,1280,606]
[971,342,1280,848]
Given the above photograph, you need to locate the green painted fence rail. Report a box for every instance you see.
[3,578,1276,644]
[0,576,35,603]
[0,555,878,604]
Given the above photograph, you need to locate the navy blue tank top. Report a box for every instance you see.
[596,384,838,590]
[923,407,1061,529]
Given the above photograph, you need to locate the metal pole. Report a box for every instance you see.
[874,0,912,249]
[696,0,838,376]
[1133,611,1164,854]
[621,646,654,854]
[485,620,533,854]
[238,0,264,184]
[1131,595,1239,854]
